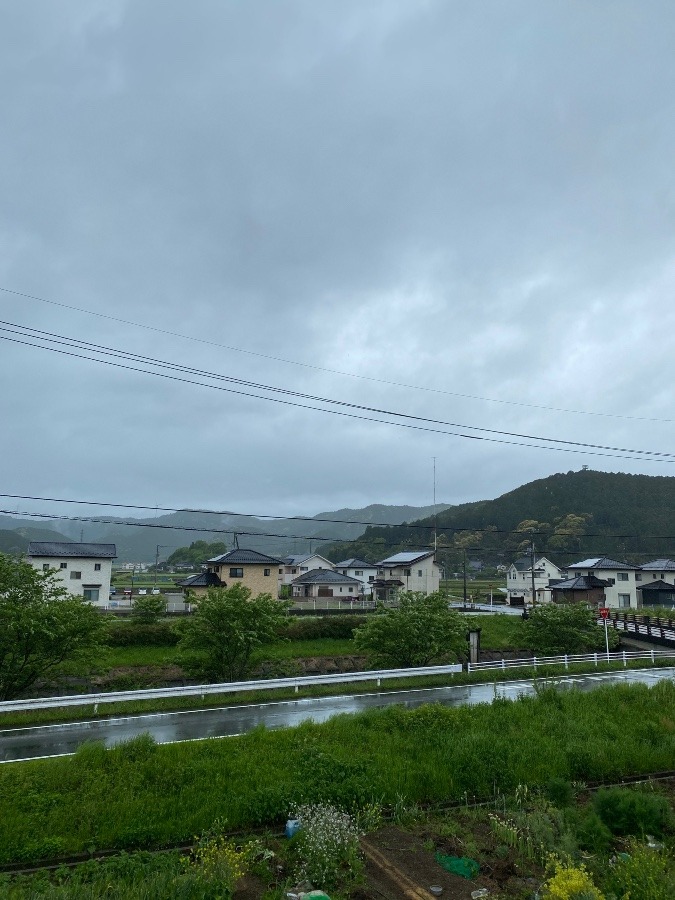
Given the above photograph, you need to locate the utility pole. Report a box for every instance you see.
[530,540,537,607]
[463,549,468,606]
[432,457,437,552]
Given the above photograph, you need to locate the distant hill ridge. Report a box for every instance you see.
[0,502,450,563]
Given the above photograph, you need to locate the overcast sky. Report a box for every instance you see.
[2,1,675,524]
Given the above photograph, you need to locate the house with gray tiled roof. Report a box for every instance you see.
[290,568,362,599]
[278,553,334,587]
[27,541,116,607]
[334,557,378,595]
[372,551,441,601]
[179,548,283,599]
[505,555,563,606]
[565,557,641,609]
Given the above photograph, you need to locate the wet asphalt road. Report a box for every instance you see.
[1,667,672,763]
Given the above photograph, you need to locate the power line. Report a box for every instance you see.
[1,320,674,463]
[2,491,675,543]
[4,283,674,425]
[3,509,671,559]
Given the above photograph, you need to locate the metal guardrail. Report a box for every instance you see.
[467,649,675,673]
[0,663,462,714]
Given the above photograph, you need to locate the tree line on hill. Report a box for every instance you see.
[323,470,675,567]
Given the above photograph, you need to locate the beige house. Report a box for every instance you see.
[178,548,283,598]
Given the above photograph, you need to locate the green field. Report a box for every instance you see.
[0,680,673,867]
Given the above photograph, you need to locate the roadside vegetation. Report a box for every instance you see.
[0,681,673,886]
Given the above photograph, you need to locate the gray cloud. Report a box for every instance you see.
[2,1,675,526]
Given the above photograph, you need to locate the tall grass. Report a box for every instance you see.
[0,680,673,865]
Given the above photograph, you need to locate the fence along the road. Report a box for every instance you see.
[467,648,675,673]
[0,663,462,715]
[604,611,675,645]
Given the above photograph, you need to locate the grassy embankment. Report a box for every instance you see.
[0,679,673,866]
[1,614,669,729]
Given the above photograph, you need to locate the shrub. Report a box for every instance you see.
[290,802,361,888]
[541,858,605,899]
[105,622,180,646]
[604,840,674,899]
[279,616,367,641]
[593,788,673,838]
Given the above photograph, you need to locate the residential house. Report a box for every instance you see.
[505,556,563,606]
[637,559,675,608]
[371,551,441,602]
[564,557,641,609]
[278,553,334,588]
[290,569,362,599]
[550,574,610,607]
[179,548,283,598]
[334,557,378,596]
[27,542,117,606]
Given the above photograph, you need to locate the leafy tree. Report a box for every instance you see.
[0,554,104,701]
[131,593,167,624]
[167,541,228,568]
[179,584,289,681]
[354,592,469,668]
[521,603,619,655]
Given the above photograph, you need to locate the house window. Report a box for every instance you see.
[635,573,642,581]
[339,587,343,593]
[94,563,101,571]
[263,569,270,576]
[279,569,283,574]
[618,593,631,608]
[368,576,374,582]
[404,568,411,576]
[291,568,297,574]
[42,563,49,571]
[300,566,308,571]
[229,568,244,578]
[355,570,363,576]
[60,562,67,569]
[70,571,82,580]
[617,572,629,581]
[418,570,423,577]
[83,587,100,603]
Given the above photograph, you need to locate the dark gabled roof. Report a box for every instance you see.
[177,571,223,588]
[207,548,283,565]
[372,578,405,587]
[291,568,361,585]
[551,575,610,591]
[27,542,117,559]
[567,557,640,571]
[641,559,675,571]
[638,579,675,591]
[334,558,374,568]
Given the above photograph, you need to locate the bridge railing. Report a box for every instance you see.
[467,648,675,673]
[0,663,462,715]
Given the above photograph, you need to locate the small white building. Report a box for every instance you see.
[278,553,334,587]
[290,568,362,599]
[505,555,563,606]
[372,551,441,601]
[27,542,117,606]
[334,557,378,596]
[564,557,641,609]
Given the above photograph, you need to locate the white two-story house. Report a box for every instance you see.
[27,542,117,606]
[564,557,641,609]
[334,558,379,596]
[505,555,563,606]
[372,551,441,602]
[278,553,335,589]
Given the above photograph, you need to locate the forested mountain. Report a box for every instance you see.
[323,470,675,567]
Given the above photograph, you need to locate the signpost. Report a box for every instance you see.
[599,607,610,661]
